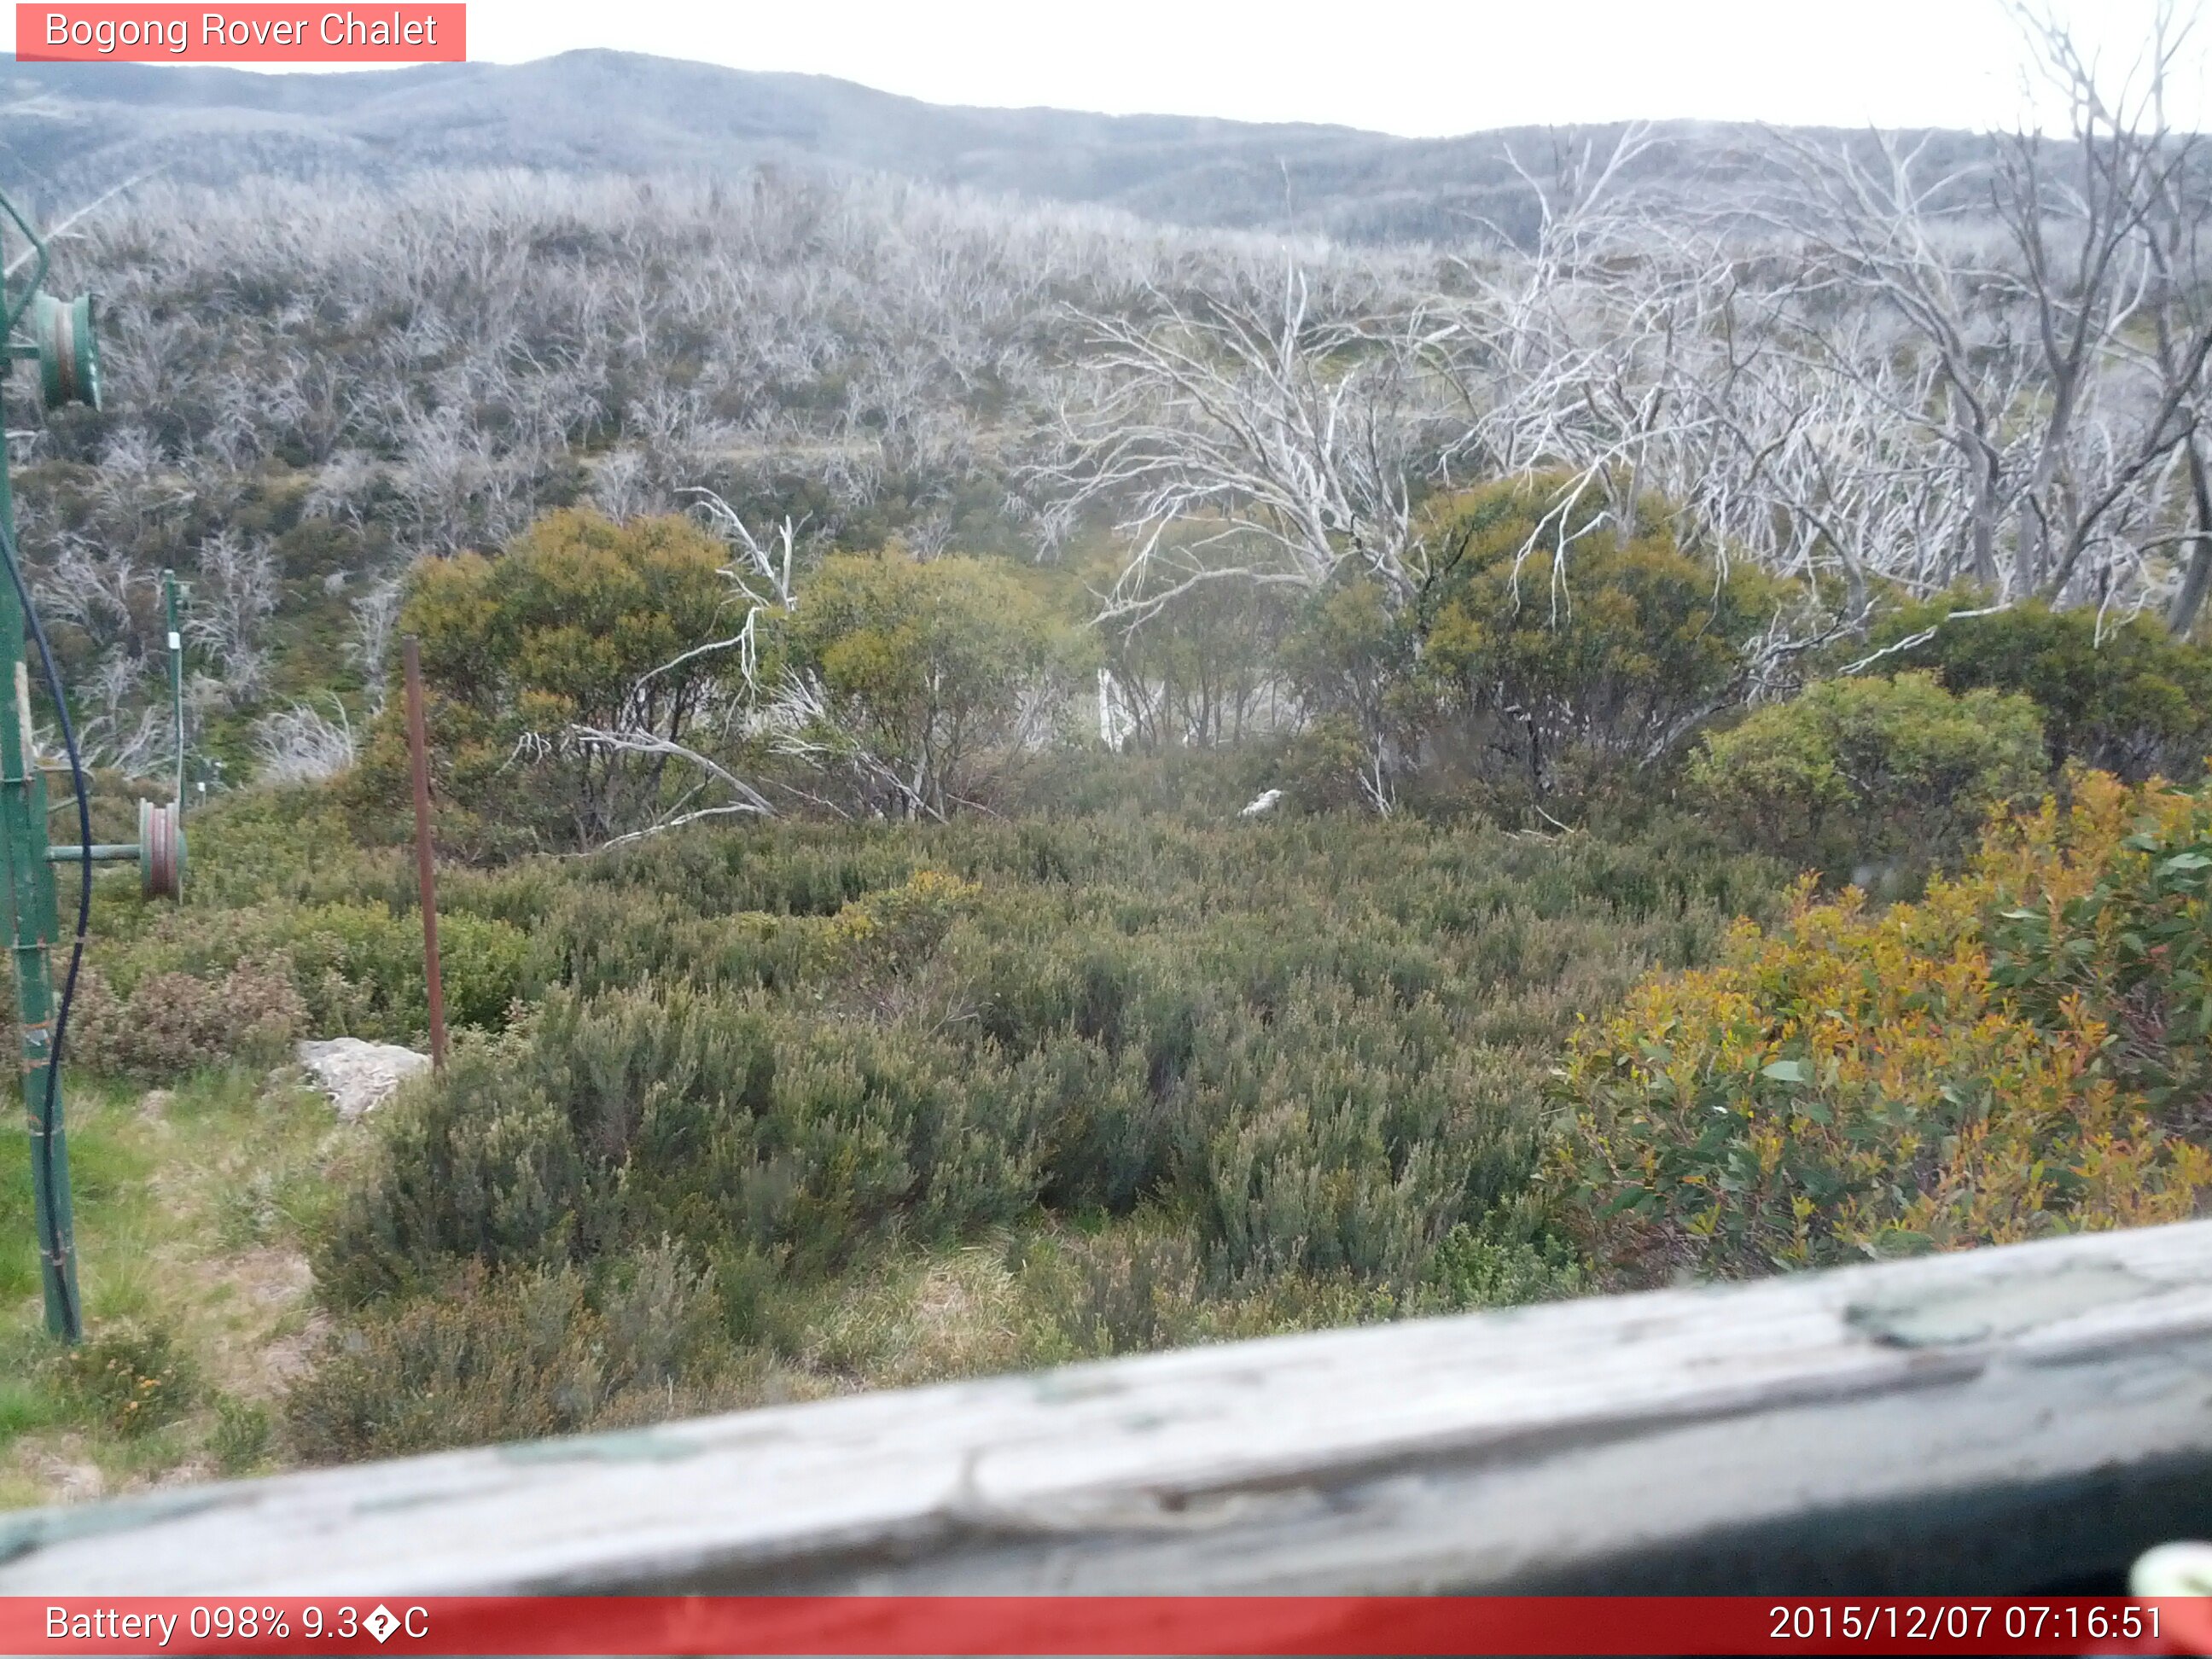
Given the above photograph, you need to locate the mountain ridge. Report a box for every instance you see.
[0,48,1998,242]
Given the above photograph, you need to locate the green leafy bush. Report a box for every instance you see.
[1005,1213,1426,1359]
[808,867,981,981]
[1272,478,1782,812]
[1687,672,2045,878]
[1877,598,2212,781]
[783,551,1071,819]
[1418,1215,1586,1309]
[210,1397,274,1475]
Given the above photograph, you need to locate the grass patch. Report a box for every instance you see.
[0,1063,364,1505]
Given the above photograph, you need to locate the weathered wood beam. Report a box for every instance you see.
[5,1220,2211,1595]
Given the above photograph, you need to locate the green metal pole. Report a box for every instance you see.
[0,427,78,1341]
[164,568,183,812]
[48,844,143,864]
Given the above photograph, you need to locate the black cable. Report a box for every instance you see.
[0,518,86,1342]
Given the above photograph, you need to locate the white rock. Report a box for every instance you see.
[296,1038,432,1121]
[1238,789,1284,818]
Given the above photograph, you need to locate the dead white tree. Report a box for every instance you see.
[1447,126,1679,504]
[563,725,775,848]
[184,528,277,704]
[74,652,172,777]
[253,696,358,783]
[346,576,405,715]
[1040,267,1463,810]
[759,669,940,822]
[1046,268,1458,624]
[1762,4,2212,623]
[684,490,800,690]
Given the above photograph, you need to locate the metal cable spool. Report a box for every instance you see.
[32,292,99,411]
[138,797,182,900]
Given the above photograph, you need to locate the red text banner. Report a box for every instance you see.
[3,1595,2209,1656]
[16,6,464,62]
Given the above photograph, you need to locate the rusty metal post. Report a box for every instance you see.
[402,637,448,1070]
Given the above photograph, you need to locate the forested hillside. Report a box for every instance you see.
[3,19,2211,1503]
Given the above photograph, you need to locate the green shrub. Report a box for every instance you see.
[1270,478,1784,815]
[1687,672,2045,878]
[316,812,1782,1307]
[1414,476,1784,797]
[268,902,533,1035]
[1418,1216,1586,1309]
[150,784,402,914]
[783,551,1071,819]
[808,868,981,981]
[288,1245,719,1462]
[1877,598,2212,781]
[68,957,305,1081]
[210,1397,273,1475]
[1278,579,1423,811]
[1018,1216,1207,1357]
[56,1323,197,1438]
[358,509,745,857]
[315,985,1051,1303]
[1008,1215,1410,1360]
[1273,713,1396,815]
[92,899,533,1045]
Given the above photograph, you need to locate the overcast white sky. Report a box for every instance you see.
[11,0,2209,135]
[441,0,2212,133]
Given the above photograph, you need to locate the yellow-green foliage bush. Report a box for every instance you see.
[809,867,981,977]
[1416,477,1784,789]
[1551,769,2212,1286]
[359,509,742,857]
[1687,672,2046,876]
[1873,597,2212,781]
[1983,770,2212,1122]
[1269,476,1784,814]
[783,551,1070,819]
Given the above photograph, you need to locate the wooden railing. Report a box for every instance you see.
[4,1220,2210,1595]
